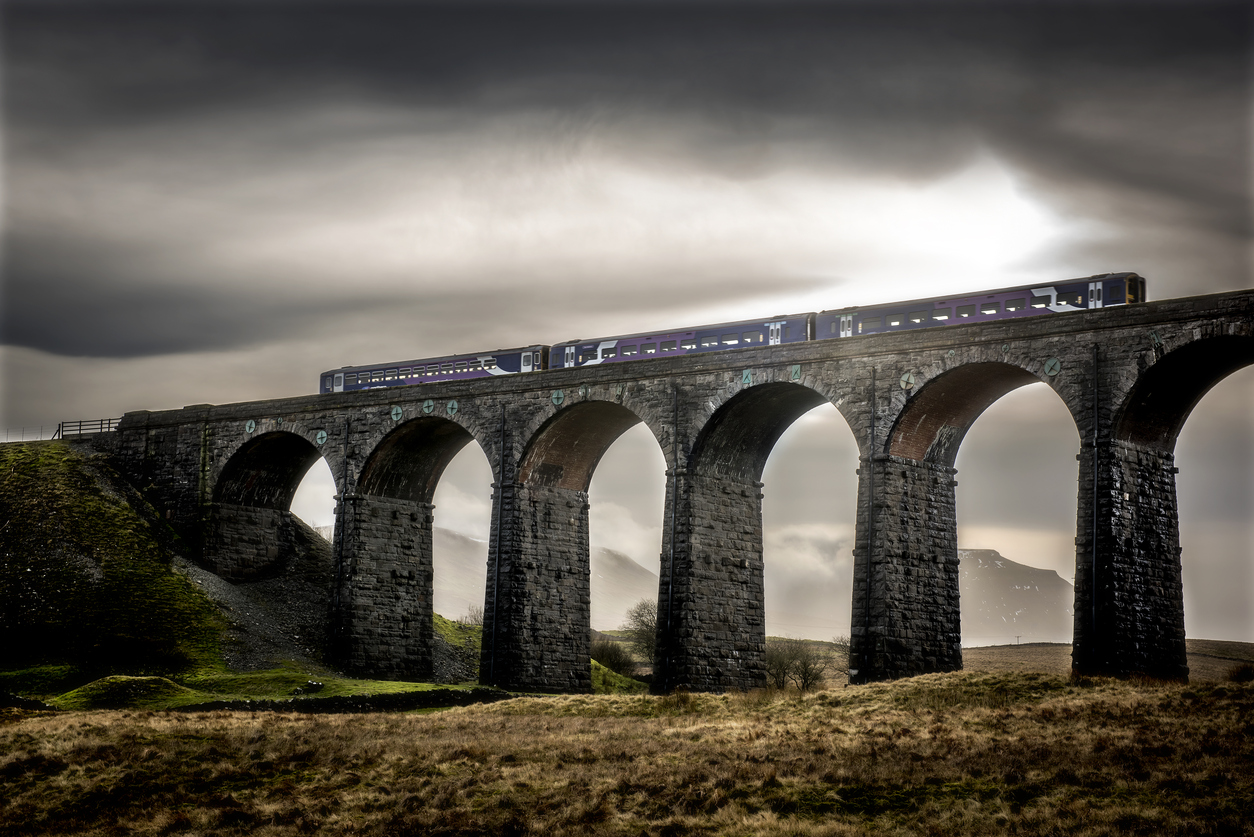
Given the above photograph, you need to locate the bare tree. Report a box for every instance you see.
[764,641,794,689]
[621,598,657,662]
[788,641,831,692]
[459,605,483,628]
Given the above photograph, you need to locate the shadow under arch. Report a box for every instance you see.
[689,381,834,482]
[1115,334,1254,451]
[484,400,660,693]
[358,416,480,504]
[205,431,334,584]
[887,362,1068,465]
[214,430,328,509]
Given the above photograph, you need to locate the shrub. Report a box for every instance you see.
[591,639,636,677]
[621,599,657,663]
[1227,662,1254,683]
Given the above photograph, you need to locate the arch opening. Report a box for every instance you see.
[358,416,477,504]
[214,431,325,509]
[519,400,645,492]
[760,401,859,678]
[955,383,1080,649]
[690,382,831,483]
[888,362,1046,465]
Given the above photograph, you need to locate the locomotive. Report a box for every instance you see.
[319,272,1145,393]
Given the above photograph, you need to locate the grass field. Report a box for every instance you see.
[4,662,1253,836]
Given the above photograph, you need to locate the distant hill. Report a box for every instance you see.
[431,529,659,631]
[959,548,1074,646]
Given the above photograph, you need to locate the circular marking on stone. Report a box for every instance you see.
[899,371,916,390]
[1043,357,1062,377]
[315,429,328,446]
[580,384,589,399]
[1150,330,1163,347]
[552,389,565,406]
[244,419,256,434]
[275,417,283,424]
[947,349,956,359]
[446,400,458,416]
[1001,343,1010,354]
[391,405,403,422]
[422,399,435,415]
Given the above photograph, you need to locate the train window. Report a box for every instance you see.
[1030,295,1050,309]
[578,351,596,363]
[1058,292,1083,307]
[862,317,882,330]
[1005,298,1025,311]
[909,310,927,324]
[785,326,793,338]
[345,374,357,385]
[601,347,617,359]
[742,331,762,343]
[385,369,398,380]
[467,360,480,371]
[830,321,838,333]
[441,363,453,374]
[621,345,638,356]
[642,343,657,354]
[400,367,412,377]
[369,371,383,382]
[888,314,904,327]
[980,302,999,315]
[533,351,541,365]
[455,362,468,373]
[721,333,739,345]
[957,305,975,318]
[681,338,697,350]
[661,340,677,351]
[700,335,719,347]
[931,308,951,321]
[483,358,497,370]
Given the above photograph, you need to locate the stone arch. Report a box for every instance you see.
[1115,334,1254,452]
[205,429,334,582]
[214,430,329,509]
[358,416,481,504]
[886,361,1074,466]
[689,381,836,482]
[518,400,657,492]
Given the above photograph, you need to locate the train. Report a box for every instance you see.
[319,272,1145,393]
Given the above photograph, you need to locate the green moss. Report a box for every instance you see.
[0,442,224,675]
[51,676,214,710]
[591,660,648,695]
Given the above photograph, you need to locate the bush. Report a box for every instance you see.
[764,639,832,692]
[1227,662,1254,683]
[591,639,636,677]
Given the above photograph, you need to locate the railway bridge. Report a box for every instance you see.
[101,288,1252,691]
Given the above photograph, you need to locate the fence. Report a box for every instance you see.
[1,418,121,443]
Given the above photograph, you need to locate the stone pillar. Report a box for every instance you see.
[202,502,297,581]
[330,492,434,680]
[850,455,962,683]
[1072,441,1188,680]
[480,482,591,693]
[654,469,767,693]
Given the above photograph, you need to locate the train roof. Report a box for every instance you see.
[552,312,815,347]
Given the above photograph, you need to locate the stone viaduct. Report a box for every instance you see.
[99,288,1251,692]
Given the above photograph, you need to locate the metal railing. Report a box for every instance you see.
[1,418,121,442]
[54,418,122,438]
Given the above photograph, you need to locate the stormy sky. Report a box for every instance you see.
[2,1,1251,643]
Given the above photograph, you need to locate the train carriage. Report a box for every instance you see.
[320,345,547,393]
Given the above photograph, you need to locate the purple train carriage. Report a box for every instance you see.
[318,273,1145,392]
[320,345,546,393]
[547,313,813,370]
[814,272,1145,340]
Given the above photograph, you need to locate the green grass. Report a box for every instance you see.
[0,442,224,675]
[591,659,648,695]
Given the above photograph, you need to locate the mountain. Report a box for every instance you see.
[430,528,659,630]
[959,548,1074,646]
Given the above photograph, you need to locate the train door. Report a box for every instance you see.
[1088,281,1104,309]
[768,322,783,345]
[839,315,854,338]
[522,352,534,373]
[333,374,344,392]
[564,346,576,368]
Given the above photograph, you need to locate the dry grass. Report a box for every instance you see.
[3,671,1252,836]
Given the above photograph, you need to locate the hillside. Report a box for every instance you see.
[0,442,222,674]
[959,548,1074,645]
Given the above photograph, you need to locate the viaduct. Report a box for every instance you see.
[89,288,1251,692]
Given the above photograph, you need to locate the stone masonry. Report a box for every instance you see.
[103,288,1253,691]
